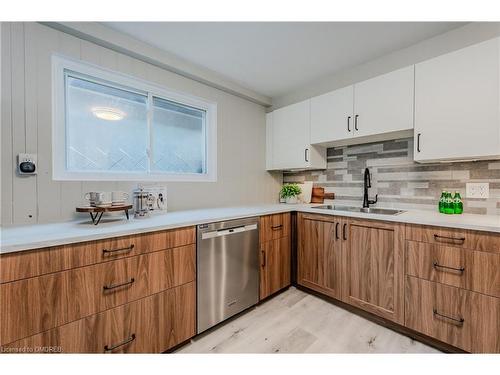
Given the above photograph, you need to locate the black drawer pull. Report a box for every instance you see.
[335,222,340,240]
[104,334,136,352]
[433,309,464,326]
[343,223,347,241]
[433,261,465,274]
[433,234,466,244]
[103,278,135,291]
[271,225,283,230]
[102,244,135,255]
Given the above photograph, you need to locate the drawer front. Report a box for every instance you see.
[0,227,195,284]
[406,241,500,297]
[406,224,500,253]
[260,213,290,242]
[0,245,195,345]
[1,282,196,353]
[405,276,471,351]
[405,276,500,353]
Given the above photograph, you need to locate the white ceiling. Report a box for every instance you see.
[104,22,465,98]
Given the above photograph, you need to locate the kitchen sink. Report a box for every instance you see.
[312,205,405,216]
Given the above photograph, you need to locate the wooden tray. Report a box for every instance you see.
[76,204,133,225]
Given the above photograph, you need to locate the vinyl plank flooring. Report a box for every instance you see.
[177,287,440,354]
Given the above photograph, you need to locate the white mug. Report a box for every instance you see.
[112,191,129,204]
[85,191,112,206]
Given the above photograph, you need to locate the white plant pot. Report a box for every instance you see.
[285,196,298,204]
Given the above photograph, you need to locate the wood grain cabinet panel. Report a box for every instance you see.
[0,245,195,345]
[406,225,500,253]
[260,236,291,300]
[0,227,196,284]
[405,276,500,353]
[406,241,500,298]
[342,219,404,324]
[260,213,290,243]
[297,213,342,299]
[1,282,196,353]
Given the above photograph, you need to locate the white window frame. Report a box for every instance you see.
[52,54,217,182]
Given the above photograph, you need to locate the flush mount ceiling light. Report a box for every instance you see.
[91,107,126,121]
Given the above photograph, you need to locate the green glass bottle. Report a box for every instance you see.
[438,191,446,213]
[444,192,455,214]
[453,191,463,214]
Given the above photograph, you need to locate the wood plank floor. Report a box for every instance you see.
[177,287,440,353]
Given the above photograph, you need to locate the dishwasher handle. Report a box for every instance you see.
[201,223,258,239]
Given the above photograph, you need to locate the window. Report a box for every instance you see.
[52,55,217,181]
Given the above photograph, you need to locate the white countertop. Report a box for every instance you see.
[1,204,500,254]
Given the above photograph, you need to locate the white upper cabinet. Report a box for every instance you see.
[353,65,414,138]
[266,100,326,171]
[310,66,414,146]
[310,85,354,144]
[414,37,500,162]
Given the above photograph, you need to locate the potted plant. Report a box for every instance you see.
[280,183,302,204]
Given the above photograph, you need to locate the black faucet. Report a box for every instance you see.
[363,168,378,208]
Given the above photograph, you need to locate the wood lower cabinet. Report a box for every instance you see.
[298,213,403,323]
[342,218,404,324]
[297,213,342,299]
[2,282,196,353]
[259,213,291,300]
[260,236,291,300]
[405,276,500,353]
[0,226,197,353]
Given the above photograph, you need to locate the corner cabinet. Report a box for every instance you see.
[310,66,414,146]
[266,100,327,171]
[414,37,500,162]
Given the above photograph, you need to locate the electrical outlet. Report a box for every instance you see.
[466,182,489,199]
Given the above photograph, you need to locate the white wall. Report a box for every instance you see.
[1,22,281,225]
[272,22,500,109]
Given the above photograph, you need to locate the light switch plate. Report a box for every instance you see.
[466,182,489,199]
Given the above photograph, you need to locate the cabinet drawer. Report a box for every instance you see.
[260,213,290,242]
[0,245,195,345]
[0,226,195,284]
[1,282,196,353]
[405,276,500,353]
[406,224,500,253]
[406,241,500,298]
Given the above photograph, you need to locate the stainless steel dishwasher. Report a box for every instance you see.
[197,217,259,334]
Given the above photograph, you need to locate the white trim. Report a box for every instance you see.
[52,54,217,182]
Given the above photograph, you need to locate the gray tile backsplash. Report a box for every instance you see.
[283,138,500,215]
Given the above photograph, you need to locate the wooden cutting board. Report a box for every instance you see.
[311,187,335,203]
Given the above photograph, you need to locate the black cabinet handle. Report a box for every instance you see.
[433,234,466,244]
[433,261,465,274]
[104,334,136,352]
[103,278,135,291]
[261,250,266,268]
[343,223,347,241]
[102,244,135,255]
[433,309,464,326]
[417,133,421,152]
[304,148,309,162]
[335,222,340,240]
[354,115,359,131]
[347,116,351,132]
[271,225,283,230]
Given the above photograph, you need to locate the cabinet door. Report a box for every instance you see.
[342,219,404,324]
[353,66,414,138]
[260,236,291,300]
[414,37,500,162]
[310,86,354,144]
[271,100,310,169]
[297,213,342,299]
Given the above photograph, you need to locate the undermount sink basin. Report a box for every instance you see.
[312,205,405,216]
